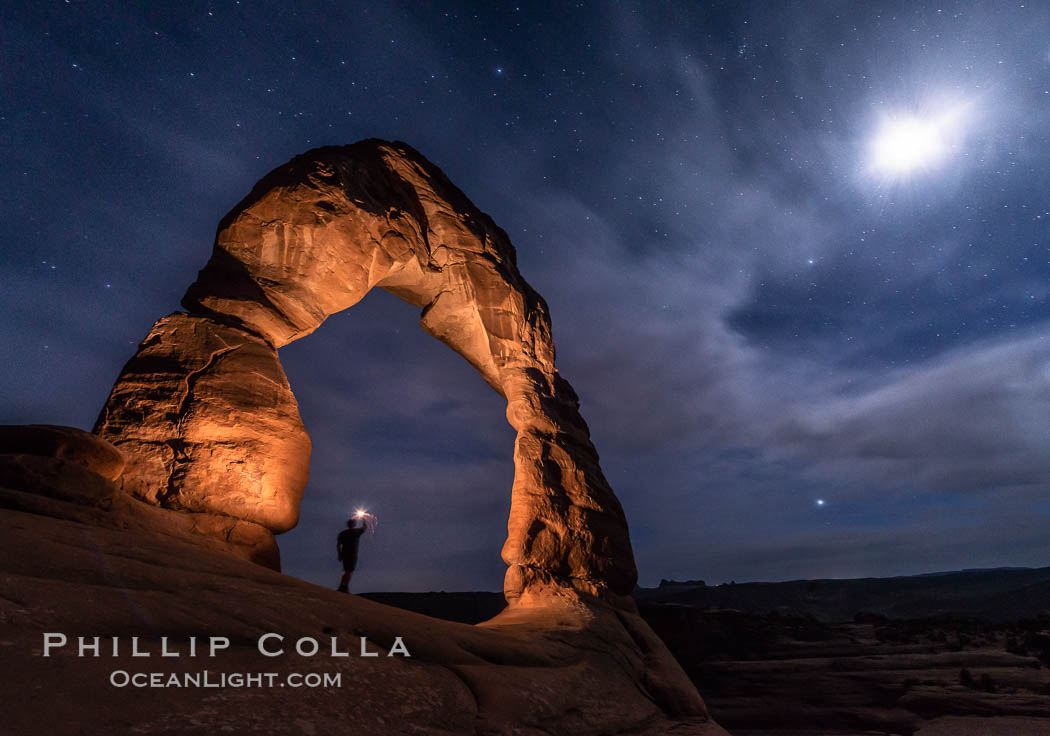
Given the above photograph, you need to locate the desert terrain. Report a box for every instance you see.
[366,570,1050,735]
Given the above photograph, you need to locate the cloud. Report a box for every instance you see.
[772,329,1050,493]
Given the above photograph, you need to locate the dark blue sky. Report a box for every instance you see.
[4,1,1049,592]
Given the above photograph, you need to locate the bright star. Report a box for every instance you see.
[816,499,825,507]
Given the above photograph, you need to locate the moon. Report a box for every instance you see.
[871,116,947,174]
[867,101,972,178]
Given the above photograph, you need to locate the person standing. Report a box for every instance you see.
[336,516,366,593]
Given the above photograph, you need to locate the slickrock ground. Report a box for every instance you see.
[0,473,727,735]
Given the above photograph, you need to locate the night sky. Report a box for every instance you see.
[4,2,1049,593]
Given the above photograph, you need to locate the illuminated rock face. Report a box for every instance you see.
[94,314,309,534]
[96,140,635,603]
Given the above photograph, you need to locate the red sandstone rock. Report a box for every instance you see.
[0,454,118,508]
[0,424,281,568]
[0,424,125,480]
[95,313,310,533]
[97,140,634,603]
[83,139,714,724]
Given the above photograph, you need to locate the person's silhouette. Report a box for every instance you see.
[336,517,366,593]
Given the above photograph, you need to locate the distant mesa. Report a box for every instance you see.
[639,566,1050,623]
[659,578,708,588]
[0,140,726,734]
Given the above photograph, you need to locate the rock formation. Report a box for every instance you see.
[0,424,123,509]
[95,139,635,606]
[0,141,726,733]
[0,424,281,568]
[93,313,308,543]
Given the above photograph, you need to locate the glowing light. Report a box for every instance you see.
[867,101,972,178]
[871,117,945,173]
[816,499,826,507]
[351,508,379,533]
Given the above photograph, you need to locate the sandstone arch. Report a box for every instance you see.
[95,139,636,605]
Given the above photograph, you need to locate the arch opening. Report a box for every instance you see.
[276,287,515,594]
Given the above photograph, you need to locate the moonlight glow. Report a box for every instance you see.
[871,117,946,173]
[868,101,972,178]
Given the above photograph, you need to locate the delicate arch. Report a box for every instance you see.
[95,140,636,604]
